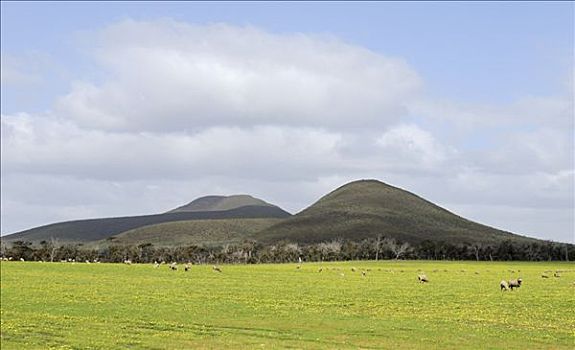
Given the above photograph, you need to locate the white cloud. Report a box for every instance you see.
[55,19,422,131]
[375,124,457,171]
[1,113,344,181]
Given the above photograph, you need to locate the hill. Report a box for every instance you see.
[105,218,281,247]
[256,179,537,245]
[3,205,291,244]
[168,195,275,213]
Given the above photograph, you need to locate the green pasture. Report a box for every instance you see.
[1,261,574,349]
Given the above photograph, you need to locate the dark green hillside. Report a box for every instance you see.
[168,195,274,213]
[106,218,282,247]
[257,180,537,245]
[3,205,291,244]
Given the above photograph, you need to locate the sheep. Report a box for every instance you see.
[296,265,301,270]
[123,259,132,265]
[351,267,356,272]
[541,273,549,278]
[169,262,178,271]
[212,265,222,273]
[153,262,160,268]
[418,274,429,283]
[554,272,561,278]
[20,258,25,262]
[318,267,323,273]
[361,271,367,277]
[184,263,191,272]
[500,280,509,291]
[508,278,522,290]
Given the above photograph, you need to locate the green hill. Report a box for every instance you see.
[105,218,282,247]
[3,205,291,245]
[168,195,275,213]
[256,179,537,245]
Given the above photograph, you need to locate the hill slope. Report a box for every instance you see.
[168,195,275,213]
[106,218,282,247]
[4,205,291,244]
[256,180,536,245]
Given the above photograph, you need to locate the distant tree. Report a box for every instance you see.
[374,235,383,261]
[8,241,34,260]
[383,238,411,260]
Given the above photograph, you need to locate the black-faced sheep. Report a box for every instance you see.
[213,265,222,273]
[500,280,509,291]
[418,274,429,283]
[508,278,522,290]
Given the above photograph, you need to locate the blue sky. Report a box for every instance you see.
[1,2,573,242]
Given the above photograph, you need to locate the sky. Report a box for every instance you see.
[1,1,573,243]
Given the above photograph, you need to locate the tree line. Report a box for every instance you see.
[1,237,573,263]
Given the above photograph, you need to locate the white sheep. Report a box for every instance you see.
[418,274,429,283]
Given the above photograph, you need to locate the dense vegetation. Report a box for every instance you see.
[2,237,573,264]
[2,261,574,349]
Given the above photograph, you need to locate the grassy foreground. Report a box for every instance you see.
[1,261,574,349]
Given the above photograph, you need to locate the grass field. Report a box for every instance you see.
[1,261,574,349]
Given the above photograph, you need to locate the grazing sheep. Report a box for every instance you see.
[153,262,160,268]
[500,280,509,291]
[417,274,429,283]
[213,265,222,273]
[20,258,25,262]
[508,278,522,290]
[184,263,191,272]
[554,272,561,278]
[124,259,132,265]
[169,262,178,271]
[351,267,356,272]
[318,267,323,273]
[296,265,301,270]
[361,271,367,277]
[541,274,549,278]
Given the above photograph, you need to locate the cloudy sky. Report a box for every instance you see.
[1,2,573,242]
